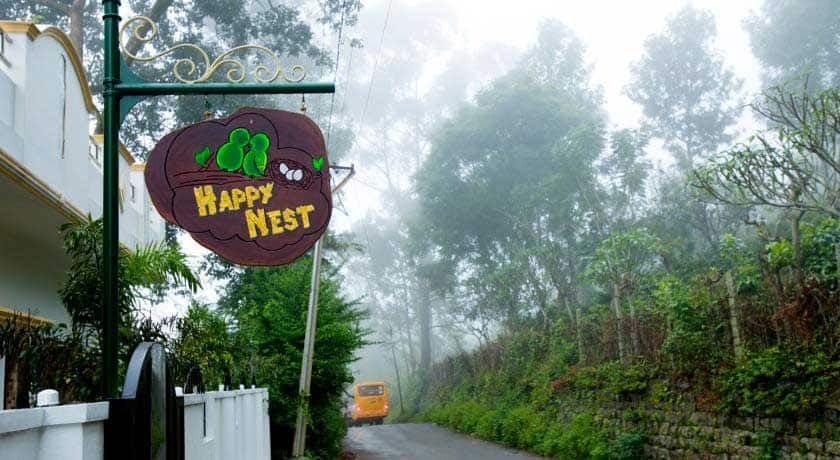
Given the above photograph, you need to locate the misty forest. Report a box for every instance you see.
[3,0,840,459]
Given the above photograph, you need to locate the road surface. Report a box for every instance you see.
[342,423,545,460]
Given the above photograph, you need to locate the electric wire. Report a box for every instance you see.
[357,0,393,143]
[339,44,356,120]
[326,0,348,149]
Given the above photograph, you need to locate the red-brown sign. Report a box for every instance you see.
[145,107,331,266]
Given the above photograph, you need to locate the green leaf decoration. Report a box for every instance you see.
[312,156,325,171]
[194,146,211,166]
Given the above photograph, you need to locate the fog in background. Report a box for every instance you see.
[320,0,764,385]
[152,0,792,394]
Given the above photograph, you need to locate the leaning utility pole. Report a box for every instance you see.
[292,165,356,458]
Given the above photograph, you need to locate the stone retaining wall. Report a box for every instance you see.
[558,401,840,459]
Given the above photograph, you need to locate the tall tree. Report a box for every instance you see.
[522,19,598,106]
[215,255,367,458]
[1,0,98,60]
[414,22,605,335]
[585,228,660,362]
[746,0,840,89]
[354,215,422,374]
[694,81,840,286]
[599,128,651,226]
[627,5,742,172]
[346,3,516,383]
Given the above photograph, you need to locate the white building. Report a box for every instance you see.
[0,21,164,407]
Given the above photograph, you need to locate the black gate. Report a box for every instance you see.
[104,342,184,460]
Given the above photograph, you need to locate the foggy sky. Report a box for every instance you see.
[335,0,763,231]
[166,0,766,319]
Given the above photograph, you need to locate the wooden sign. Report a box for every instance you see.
[145,107,331,266]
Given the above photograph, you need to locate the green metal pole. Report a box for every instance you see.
[102,0,121,399]
[117,82,336,96]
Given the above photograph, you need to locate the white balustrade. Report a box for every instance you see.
[0,388,271,460]
[182,388,271,460]
[0,402,108,460]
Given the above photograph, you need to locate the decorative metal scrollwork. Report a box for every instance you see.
[119,16,306,84]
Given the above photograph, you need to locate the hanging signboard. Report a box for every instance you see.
[145,107,331,266]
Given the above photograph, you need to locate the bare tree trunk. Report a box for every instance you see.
[612,283,626,364]
[401,327,417,374]
[6,357,29,409]
[575,307,585,365]
[401,304,417,373]
[834,242,840,290]
[725,270,744,361]
[628,296,640,357]
[566,300,576,330]
[390,345,404,415]
[122,0,176,61]
[418,289,432,373]
[791,211,804,290]
[68,0,86,62]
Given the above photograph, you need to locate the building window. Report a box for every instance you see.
[130,183,136,203]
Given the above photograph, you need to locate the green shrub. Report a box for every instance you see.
[655,276,725,376]
[223,258,368,459]
[0,318,99,404]
[423,401,548,452]
[755,431,781,460]
[497,405,547,450]
[719,346,840,417]
[475,407,504,439]
[458,401,487,433]
[605,430,646,460]
[564,361,657,400]
[540,413,608,459]
[802,218,840,287]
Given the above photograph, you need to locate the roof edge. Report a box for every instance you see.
[0,21,143,167]
[0,21,39,40]
[0,305,57,326]
[0,146,87,223]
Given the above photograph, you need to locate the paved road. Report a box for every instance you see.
[342,423,545,460]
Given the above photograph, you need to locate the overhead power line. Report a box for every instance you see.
[358,0,394,135]
[326,0,348,148]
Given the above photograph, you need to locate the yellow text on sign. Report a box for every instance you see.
[244,205,316,239]
[192,184,316,239]
[193,183,275,216]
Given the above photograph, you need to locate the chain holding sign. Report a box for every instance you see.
[145,107,332,265]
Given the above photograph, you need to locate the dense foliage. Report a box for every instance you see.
[6,0,840,458]
[205,249,368,459]
[59,218,199,335]
[359,4,840,459]
[1,219,367,458]
[416,329,646,459]
[0,218,198,403]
